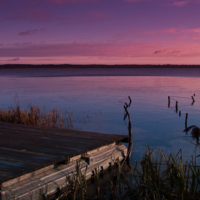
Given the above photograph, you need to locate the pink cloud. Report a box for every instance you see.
[154,49,167,54]
[2,55,200,65]
[161,28,200,36]
[176,35,189,40]
[143,30,157,36]
[154,49,181,55]
[112,28,200,45]
[113,29,157,41]
[170,1,187,6]
[124,0,192,6]
[47,0,96,4]
[153,43,200,58]
[162,28,178,34]
[125,0,198,6]
[0,42,161,58]
[187,28,200,33]
[7,57,20,61]
[162,0,200,6]
[1,37,200,62]
[193,37,200,40]
[124,0,154,2]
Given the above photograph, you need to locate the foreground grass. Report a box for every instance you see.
[130,147,200,200]
[57,147,200,200]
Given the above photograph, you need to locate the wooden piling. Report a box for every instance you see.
[185,113,188,126]
[168,96,170,107]
[176,101,178,113]
[122,97,133,169]
[179,111,181,117]
[128,96,132,106]
[123,105,128,120]
[123,112,128,120]
[128,113,132,139]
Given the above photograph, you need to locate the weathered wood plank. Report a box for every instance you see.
[0,130,120,148]
[0,121,129,185]
[0,121,126,140]
[1,144,127,200]
[0,128,126,143]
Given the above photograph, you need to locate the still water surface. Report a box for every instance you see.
[1,68,200,163]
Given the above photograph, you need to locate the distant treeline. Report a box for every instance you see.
[1,64,200,69]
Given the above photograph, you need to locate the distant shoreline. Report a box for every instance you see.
[1,64,200,69]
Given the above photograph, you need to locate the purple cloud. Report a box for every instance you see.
[162,1,188,6]
[19,29,45,36]
[0,42,161,57]
[171,1,187,6]
[7,8,106,24]
[19,29,38,36]
[74,12,108,23]
[125,0,200,6]
[154,49,181,55]
[124,0,153,2]
[7,9,55,22]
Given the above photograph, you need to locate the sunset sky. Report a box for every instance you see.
[1,0,200,65]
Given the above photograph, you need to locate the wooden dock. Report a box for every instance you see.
[0,122,129,199]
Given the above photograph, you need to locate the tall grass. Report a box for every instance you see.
[57,147,200,200]
[126,146,200,200]
[0,94,100,130]
[0,97,95,129]
[0,105,68,128]
[0,97,74,129]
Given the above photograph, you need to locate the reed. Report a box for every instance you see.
[0,100,75,129]
[56,161,87,200]
[0,105,70,129]
[57,147,200,200]
[126,146,200,200]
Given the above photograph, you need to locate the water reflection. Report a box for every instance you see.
[1,73,200,163]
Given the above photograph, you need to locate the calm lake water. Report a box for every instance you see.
[1,68,200,164]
